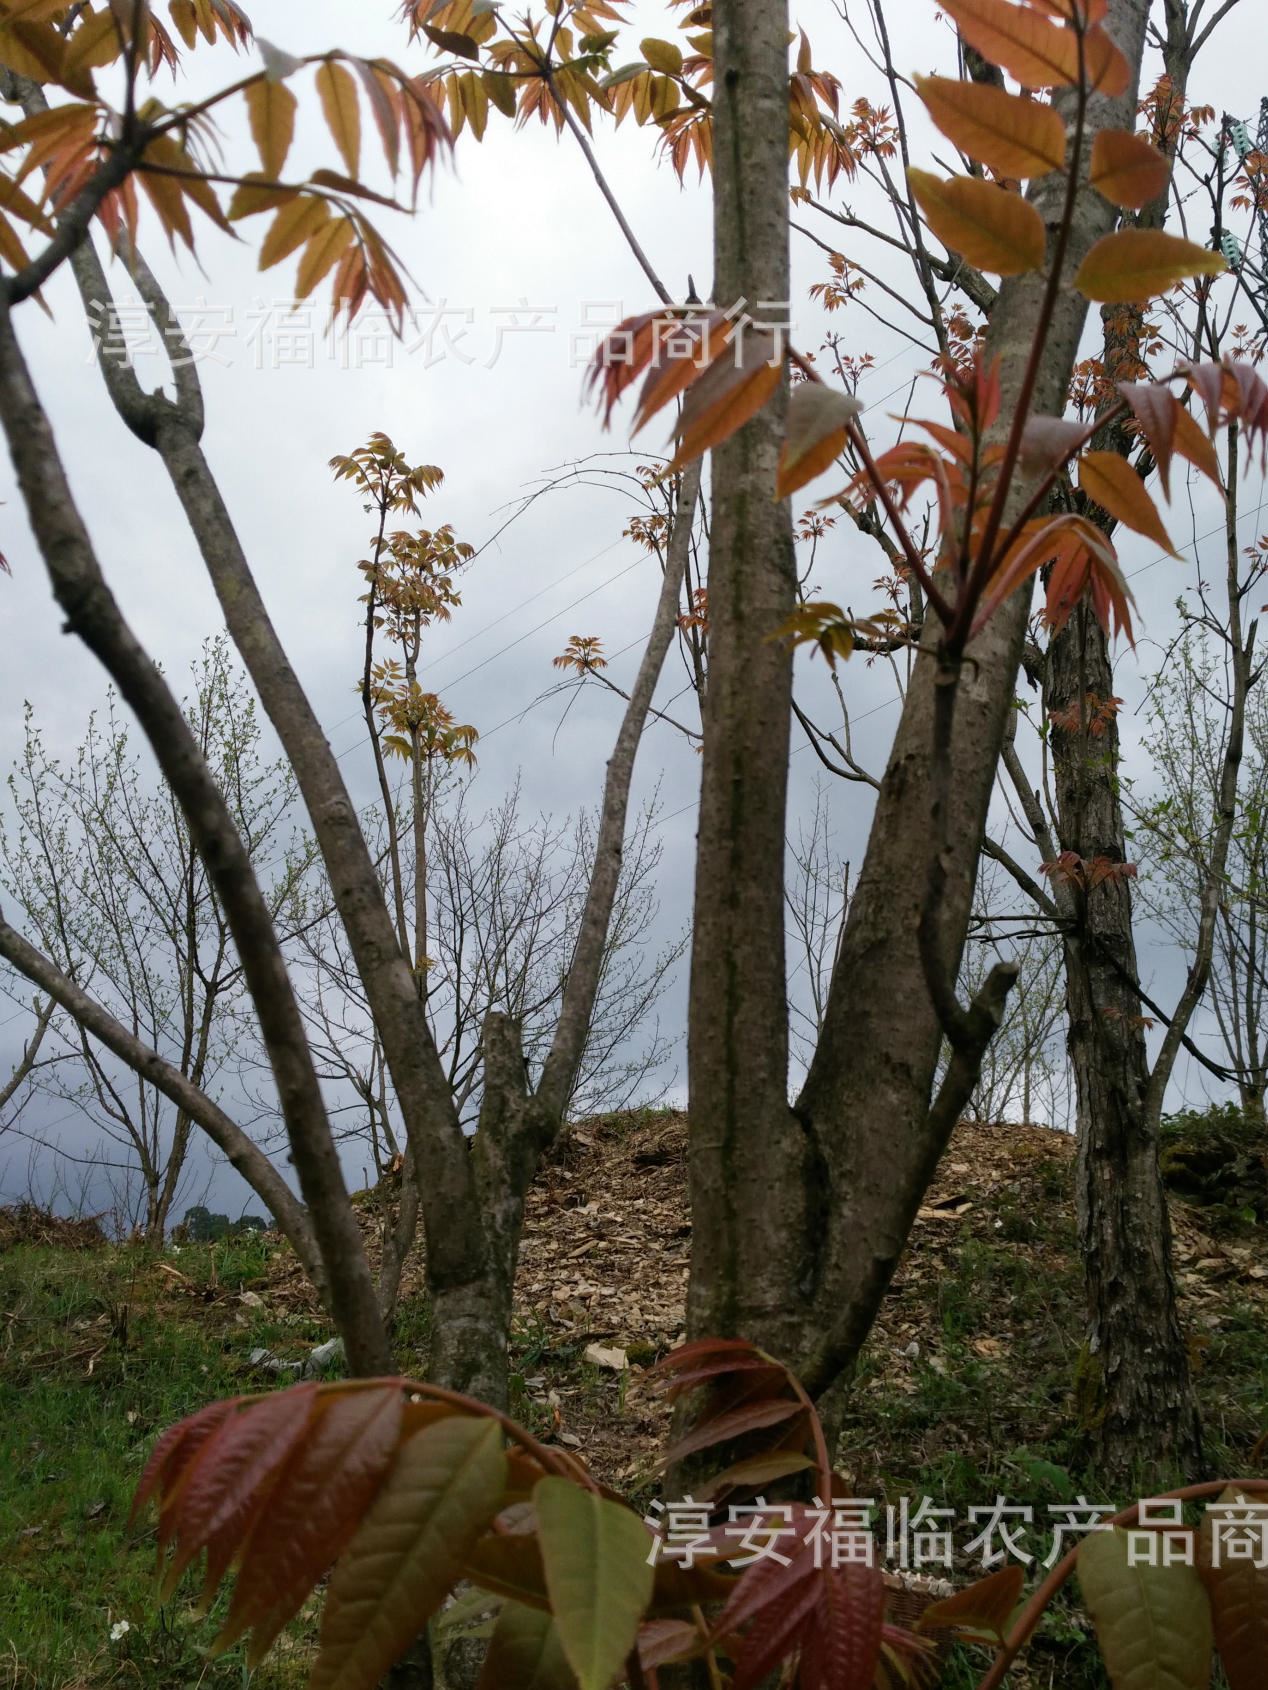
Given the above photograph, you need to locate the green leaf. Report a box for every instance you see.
[640,36,683,75]
[534,1477,656,1690]
[310,1415,507,1690]
[477,1600,579,1689]
[1077,1526,1213,1690]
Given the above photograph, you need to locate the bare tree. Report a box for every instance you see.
[1134,620,1268,1125]
[282,781,682,1171]
[0,637,313,1239]
[0,977,56,1133]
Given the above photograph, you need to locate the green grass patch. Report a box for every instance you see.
[0,1238,322,1690]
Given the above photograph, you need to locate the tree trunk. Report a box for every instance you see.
[1047,605,1202,1474]
[1039,0,1205,1481]
[689,0,1154,1405]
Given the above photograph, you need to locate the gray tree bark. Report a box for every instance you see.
[688,0,1154,1405]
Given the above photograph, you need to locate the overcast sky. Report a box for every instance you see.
[0,0,1263,1222]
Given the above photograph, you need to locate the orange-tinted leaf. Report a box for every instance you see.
[259,193,330,269]
[1223,360,1268,458]
[586,309,725,429]
[246,75,297,179]
[1117,381,1179,497]
[296,216,356,298]
[141,133,232,232]
[310,1414,507,1690]
[914,75,1066,179]
[1183,359,1228,429]
[1079,449,1178,555]
[972,512,1088,633]
[1030,0,1109,19]
[0,174,52,235]
[919,1563,1024,1640]
[1090,128,1170,210]
[228,175,296,220]
[1081,24,1131,97]
[1198,1489,1268,1690]
[216,1384,405,1665]
[64,8,125,74]
[1172,401,1222,486]
[1074,228,1225,302]
[138,163,195,251]
[316,59,361,179]
[1048,522,1137,644]
[777,383,862,496]
[158,1385,320,1601]
[667,331,783,470]
[632,313,738,436]
[908,169,1045,275]
[937,0,1083,89]
[0,209,33,274]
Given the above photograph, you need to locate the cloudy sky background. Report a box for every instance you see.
[0,0,1263,1223]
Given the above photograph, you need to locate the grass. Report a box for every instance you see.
[0,1235,326,1690]
[4,1108,1266,1689]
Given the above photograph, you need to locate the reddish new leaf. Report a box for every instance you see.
[729,1568,822,1690]
[1172,401,1222,486]
[1046,521,1137,644]
[654,1337,774,1378]
[777,382,861,497]
[131,1398,236,1527]
[800,1564,886,1690]
[1117,382,1180,497]
[1183,359,1228,429]
[158,1383,320,1600]
[664,1397,806,1467]
[586,310,724,429]
[1224,361,1268,462]
[214,1383,406,1664]
[632,313,738,436]
[637,1618,703,1671]
[918,1563,1025,1641]
[667,330,783,470]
